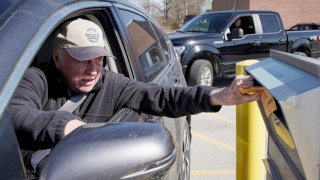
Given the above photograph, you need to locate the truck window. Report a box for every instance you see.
[230,16,255,35]
[259,14,281,33]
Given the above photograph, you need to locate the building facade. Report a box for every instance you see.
[212,0,320,29]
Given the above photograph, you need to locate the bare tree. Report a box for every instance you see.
[136,0,164,18]
[166,0,184,25]
[165,0,208,28]
[188,0,210,15]
[164,0,172,21]
[133,0,212,32]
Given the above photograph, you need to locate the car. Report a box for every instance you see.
[288,23,320,31]
[0,0,191,179]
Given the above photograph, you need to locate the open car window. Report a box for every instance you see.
[27,10,141,123]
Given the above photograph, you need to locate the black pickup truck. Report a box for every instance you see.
[169,10,320,86]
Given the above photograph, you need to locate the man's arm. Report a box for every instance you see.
[63,75,261,136]
[9,67,79,148]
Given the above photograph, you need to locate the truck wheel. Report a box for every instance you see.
[294,52,307,57]
[188,60,213,86]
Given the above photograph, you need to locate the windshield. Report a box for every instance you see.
[178,12,233,33]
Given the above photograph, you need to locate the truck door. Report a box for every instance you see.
[222,34,261,61]
[258,14,287,58]
[221,15,261,74]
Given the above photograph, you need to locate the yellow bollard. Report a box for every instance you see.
[236,60,267,180]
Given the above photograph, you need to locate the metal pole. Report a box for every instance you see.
[236,60,267,180]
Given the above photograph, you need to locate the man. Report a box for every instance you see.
[231,17,255,35]
[9,18,261,175]
[230,17,243,33]
[234,17,242,28]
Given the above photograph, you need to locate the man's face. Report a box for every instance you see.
[235,18,241,27]
[53,48,103,93]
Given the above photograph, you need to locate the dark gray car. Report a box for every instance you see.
[0,0,191,179]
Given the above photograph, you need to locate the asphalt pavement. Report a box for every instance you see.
[190,77,236,180]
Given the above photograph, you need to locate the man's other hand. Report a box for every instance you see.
[64,119,86,136]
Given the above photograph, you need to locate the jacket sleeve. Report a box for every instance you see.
[8,67,77,149]
[109,72,221,117]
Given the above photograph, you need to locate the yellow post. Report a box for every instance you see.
[236,60,267,180]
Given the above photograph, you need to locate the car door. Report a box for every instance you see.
[0,1,175,179]
[0,2,119,179]
[112,5,190,180]
[1,0,189,179]
[0,110,26,179]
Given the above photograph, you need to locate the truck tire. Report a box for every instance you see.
[188,60,213,86]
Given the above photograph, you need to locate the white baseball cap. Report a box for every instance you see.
[53,18,114,61]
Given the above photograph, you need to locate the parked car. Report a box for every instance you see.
[0,0,191,179]
[288,23,320,31]
[169,10,320,86]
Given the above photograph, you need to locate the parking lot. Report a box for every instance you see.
[190,77,236,180]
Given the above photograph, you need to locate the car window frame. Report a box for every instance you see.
[148,20,173,65]
[92,9,136,78]
[0,1,112,116]
[110,4,173,123]
[0,3,115,178]
[1,1,168,128]
[114,4,169,83]
[34,7,146,121]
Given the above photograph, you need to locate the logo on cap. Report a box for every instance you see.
[85,28,99,42]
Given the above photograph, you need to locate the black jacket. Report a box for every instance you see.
[9,64,221,150]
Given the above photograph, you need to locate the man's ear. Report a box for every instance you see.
[52,48,61,69]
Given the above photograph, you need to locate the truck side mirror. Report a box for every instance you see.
[227,28,244,40]
[40,122,176,180]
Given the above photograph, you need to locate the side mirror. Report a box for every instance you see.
[227,28,244,40]
[40,122,176,180]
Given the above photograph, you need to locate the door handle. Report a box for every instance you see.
[279,38,286,43]
[253,40,261,46]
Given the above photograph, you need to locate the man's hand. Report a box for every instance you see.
[64,119,86,136]
[210,75,263,106]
